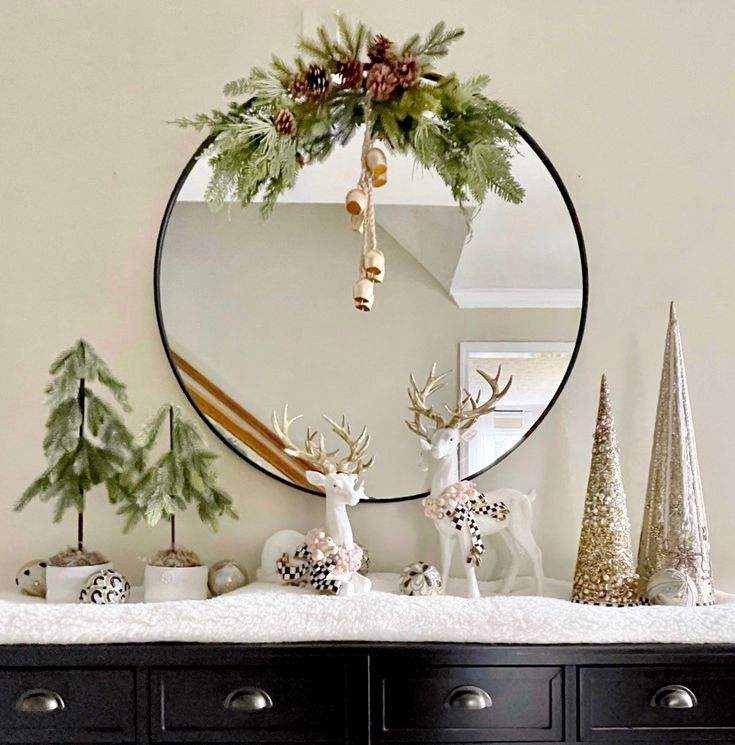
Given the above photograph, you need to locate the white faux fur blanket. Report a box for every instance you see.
[1,574,734,645]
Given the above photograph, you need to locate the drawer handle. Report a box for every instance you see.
[445,685,493,710]
[650,685,698,709]
[15,689,65,714]
[224,686,273,712]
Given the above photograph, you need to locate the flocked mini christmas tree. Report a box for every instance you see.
[117,404,237,567]
[571,375,639,606]
[637,303,715,605]
[14,340,137,566]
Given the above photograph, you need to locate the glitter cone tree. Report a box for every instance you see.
[637,303,714,605]
[572,375,639,606]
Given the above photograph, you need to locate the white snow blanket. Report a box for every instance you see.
[0,574,734,645]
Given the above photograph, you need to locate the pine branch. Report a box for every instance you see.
[418,22,464,58]
[297,28,334,64]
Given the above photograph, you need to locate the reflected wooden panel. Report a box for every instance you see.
[172,353,313,489]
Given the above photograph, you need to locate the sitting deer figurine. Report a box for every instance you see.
[406,364,544,599]
[256,407,373,596]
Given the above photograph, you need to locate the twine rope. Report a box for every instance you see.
[358,108,378,261]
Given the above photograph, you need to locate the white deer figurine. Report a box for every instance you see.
[256,407,373,596]
[407,364,544,599]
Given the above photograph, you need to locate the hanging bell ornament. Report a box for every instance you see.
[353,277,374,312]
[350,213,364,234]
[345,188,368,216]
[362,249,385,283]
[365,147,387,177]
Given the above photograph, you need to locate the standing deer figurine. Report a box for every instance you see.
[407,364,544,599]
[256,407,373,596]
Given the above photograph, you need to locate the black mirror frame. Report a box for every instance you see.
[154,126,589,503]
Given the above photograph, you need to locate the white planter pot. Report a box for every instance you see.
[46,563,113,603]
[144,564,208,603]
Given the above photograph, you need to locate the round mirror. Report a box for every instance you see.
[155,126,587,501]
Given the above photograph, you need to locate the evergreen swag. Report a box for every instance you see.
[175,18,525,217]
[117,404,237,567]
[15,340,137,566]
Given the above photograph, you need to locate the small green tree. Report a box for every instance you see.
[15,340,137,563]
[118,404,237,566]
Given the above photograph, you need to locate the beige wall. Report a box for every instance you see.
[1,1,734,590]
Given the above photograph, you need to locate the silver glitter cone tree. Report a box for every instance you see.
[572,375,639,606]
[637,303,715,605]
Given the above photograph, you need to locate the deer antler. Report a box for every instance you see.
[323,415,375,474]
[272,406,374,475]
[444,367,513,430]
[272,405,339,474]
[405,363,453,442]
[405,364,513,441]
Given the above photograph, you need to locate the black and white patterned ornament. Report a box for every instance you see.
[79,568,130,604]
[399,561,442,596]
[15,559,47,598]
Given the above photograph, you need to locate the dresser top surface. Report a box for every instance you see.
[1,573,733,647]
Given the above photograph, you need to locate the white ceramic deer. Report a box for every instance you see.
[256,407,373,596]
[407,364,544,599]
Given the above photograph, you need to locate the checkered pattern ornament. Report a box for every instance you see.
[276,536,359,595]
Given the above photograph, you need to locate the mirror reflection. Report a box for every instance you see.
[157,129,584,500]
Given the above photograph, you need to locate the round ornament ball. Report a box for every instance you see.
[79,568,130,605]
[399,561,442,596]
[15,559,47,598]
[647,568,697,607]
[208,560,249,596]
[358,545,370,576]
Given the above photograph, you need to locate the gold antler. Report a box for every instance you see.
[444,367,513,430]
[272,406,374,475]
[405,363,452,442]
[272,405,338,474]
[323,415,375,474]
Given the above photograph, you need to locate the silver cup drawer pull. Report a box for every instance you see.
[445,685,493,710]
[224,686,273,712]
[650,684,698,709]
[15,688,65,714]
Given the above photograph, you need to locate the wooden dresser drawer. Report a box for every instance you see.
[580,665,735,741]
[371,660,563,743]
[151,661,347,743]
[0,668,136,743]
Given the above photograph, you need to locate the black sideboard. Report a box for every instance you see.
[1,642,734,744]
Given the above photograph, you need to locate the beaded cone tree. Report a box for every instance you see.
[637,303,715,606]
[571,375,640,606]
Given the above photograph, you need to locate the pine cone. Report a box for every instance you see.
[367,62,398,102]
[367,34,394,64]
[305,64,330,98]
[338,58,364,89]
[290,73,308,99]
[395,53,419,88]
[274,109,297,137]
